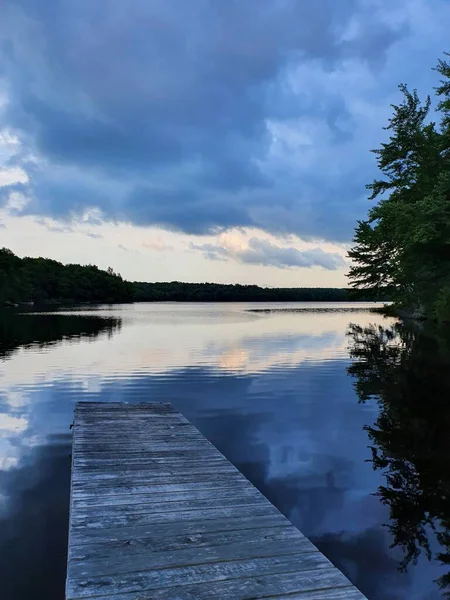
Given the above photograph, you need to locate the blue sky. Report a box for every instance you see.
[0,0,449,285]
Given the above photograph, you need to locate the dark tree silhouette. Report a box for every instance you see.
[0,248,133,305]
[348,53,450,321]
[347,321,450,595]
[1,247,384,305]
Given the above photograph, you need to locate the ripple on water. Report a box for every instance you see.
[0,303,445,600]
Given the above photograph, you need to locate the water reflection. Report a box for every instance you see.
[347,321,450,597]
[0,312,122,600]
[0,437,71,600]
[0,311,122,360]
[0,303,446,599]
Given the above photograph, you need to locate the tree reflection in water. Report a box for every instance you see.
[347,321,450,596]
[0,311,122,359]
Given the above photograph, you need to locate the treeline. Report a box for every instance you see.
[0,248,133,304]
[132,281,380,302]
[348,53,450,321]
[1,247,385,306]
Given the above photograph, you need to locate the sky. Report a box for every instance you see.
[0,0,449,286]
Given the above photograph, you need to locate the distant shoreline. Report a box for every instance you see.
[1,248,389,306]
[247,305,383,313]
[2,299,386,311]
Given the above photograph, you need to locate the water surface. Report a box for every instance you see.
[0,302,448,599]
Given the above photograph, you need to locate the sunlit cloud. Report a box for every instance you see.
[190,237,346,270]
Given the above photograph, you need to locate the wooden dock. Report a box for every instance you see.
[66,402,367,599]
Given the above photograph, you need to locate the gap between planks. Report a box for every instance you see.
[66,402,367,600]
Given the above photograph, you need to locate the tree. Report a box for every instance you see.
[0,249,133,305]
[348,57,450,320]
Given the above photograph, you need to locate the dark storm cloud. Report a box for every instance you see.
[0,0,444,241]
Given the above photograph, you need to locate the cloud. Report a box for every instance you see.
[241,239,346,270]
[5,191,29,212]
[142,239,173,252]
[0,167,28,187]
[34,217,74,233]
[0,0,448,243]
[0,414,27,433]
[190,237,346,270]
[189,242,229,262]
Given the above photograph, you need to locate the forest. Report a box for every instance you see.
[0,248,133,305]
[348,53,450,321]
[131,281,369,302]
[0,247,381,305]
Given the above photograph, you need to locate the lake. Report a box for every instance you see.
[1,302,449,599]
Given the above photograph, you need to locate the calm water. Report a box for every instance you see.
[1,302,449,599]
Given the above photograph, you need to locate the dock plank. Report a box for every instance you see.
[68,515,291,546]
[77,580,364,600]
[66,402,367,600]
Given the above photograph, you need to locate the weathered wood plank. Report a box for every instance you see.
[73,459,230,473]
[72,459,238,474]
[68,525,303,558]
[73,441,213,452]
[81,579,365,600]
[75,402,177,413]
[66,402,367,600]
[69,537,319,579]
[73,433,202,443]
[264,590,366,600]
[68,515,291,546]
[70,503,281,530]
[71,486,262,509]
[71,472,248,489]
[67,554,336,597]
[71,464,239,482]
[75,417,189,425]
[73,449,225,461]
[71,479,263,499]
[72,494,267,520]
[73,455,224,466]
[73,426,205,439]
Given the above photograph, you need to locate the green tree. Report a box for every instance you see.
[348,55,450,320]
[0,249,133,305]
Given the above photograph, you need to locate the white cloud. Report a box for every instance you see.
[4,390,28,408]
[5,191,30,211]
[0,167,28,187]
[0,130,21,160]
[0,414,28,433]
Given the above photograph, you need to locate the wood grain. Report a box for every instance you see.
[66,402,367,600]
